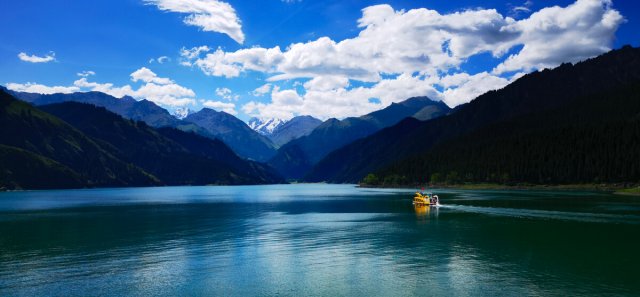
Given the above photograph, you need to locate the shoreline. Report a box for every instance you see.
[359,183,640,195]
[3,183,639,196]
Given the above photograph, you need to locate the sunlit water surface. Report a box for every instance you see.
[0,184,639,296]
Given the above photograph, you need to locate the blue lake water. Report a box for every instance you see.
[0,184,639,296]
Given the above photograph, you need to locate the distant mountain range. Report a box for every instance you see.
[249,116,323,147]
[268,97,451,179]
[8,90,327,162]
[8,90,276,161]
[9,91,182,127]
[268,116,322,147]
[0,90,283,190]
[183,108,277,162]
[248,117,286,135]
[306,45,640,184]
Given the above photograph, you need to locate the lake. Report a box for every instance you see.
[0,184,639,296]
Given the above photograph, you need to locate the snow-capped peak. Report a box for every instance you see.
[173,107,192,120]
[248,117,287,135]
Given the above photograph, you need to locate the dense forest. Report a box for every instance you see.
[371,83,640,186]
[307,46,640,185]
[0,90,283,190]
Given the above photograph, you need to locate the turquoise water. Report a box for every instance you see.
[0,184,639,296]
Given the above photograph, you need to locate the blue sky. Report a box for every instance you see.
[1,0,638,121]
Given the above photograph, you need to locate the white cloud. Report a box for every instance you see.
[215,87,231,97]
[144,0,245,44]
[303,76,349,92]
[149,56,171,64]
[18,52,56,63]
[215,87,239,101]
[135,82,196,106]
[191,0,622,120]
[440,72,511,107]
[252,83,272,96]
[130,67,174,85]
[77,70,96,77]
[6,82,79,94]
[9,67,196,107]
[493,0,624,74]
[182,46,283,78]
[201,100,237,115]
[180,45,211,62]
[243,74,444,120]
[183,6,521,82]
[73,78,134,98]
[509,1,534,18]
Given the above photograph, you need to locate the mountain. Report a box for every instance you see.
[376,83,640,185]
[306,45,640,183]
[248,117,286,135]
[8,90,279,162]
[40,102,284,186]
[0,144,85,190]
[184,108,277,162]
[248,116,323,147]
[0,89,159,189]
[9,91,181,127]
[268,97,450,179]
[172,107,193,120]
[268,115,322,147]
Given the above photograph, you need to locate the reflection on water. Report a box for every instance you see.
[0,184,639,296]
[414,204,429,216]
[413,204,439,223]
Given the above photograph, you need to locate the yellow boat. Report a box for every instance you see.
[413,192,440,207]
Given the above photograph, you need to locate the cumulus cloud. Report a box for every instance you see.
[439,72,511,107]
[6,82,79,94]
[18,52,56,63]
[303,76,349,92]
[144,0,245,44]
[130,67,174,85]
[180,46,283,78]
[181,6,523,82]
[73,78,135,98]
[8,67,197,107]
[493,0,624,74]
[243,74,444,120]
[201,100,237,115]
[188,0,622,119]
[252,83,272,96]
[215,87,239,101]
[77,70,96,77]
[135,82,196,106]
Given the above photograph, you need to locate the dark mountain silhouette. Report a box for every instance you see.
[269,97,450,179]
[306,45,640,183]
[376,83,640,185]
[0,90,159,189]
[9,90,282,162]
[9,91,182,127]
[184,108,277,162]
[40,102,284,186]
[0,144,86,190]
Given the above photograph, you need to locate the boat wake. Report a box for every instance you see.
[438,204,640,224]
